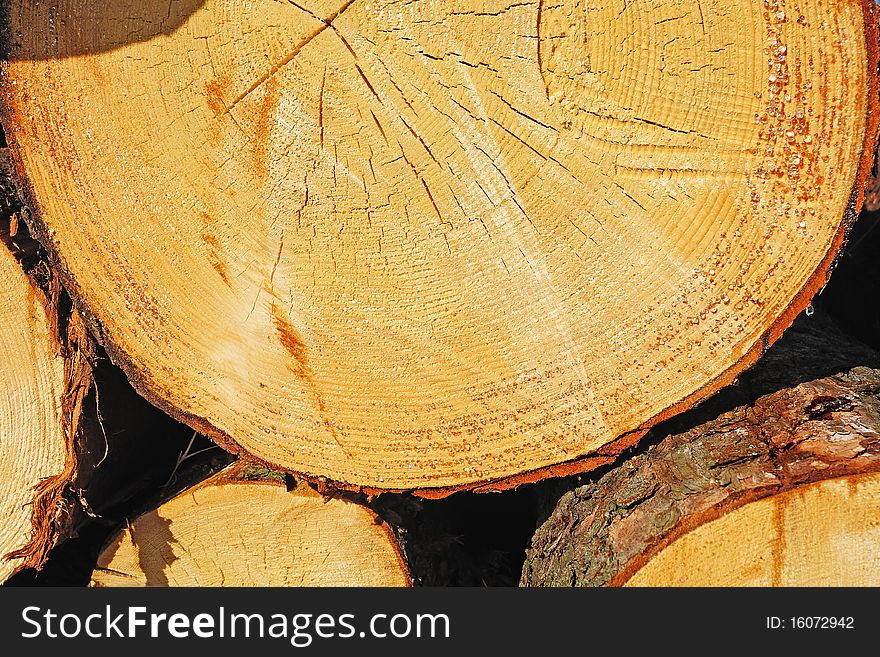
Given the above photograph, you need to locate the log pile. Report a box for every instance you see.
[1,0,879,586]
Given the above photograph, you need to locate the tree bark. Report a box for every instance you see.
[521,365,880,586]
[2,0,878,493]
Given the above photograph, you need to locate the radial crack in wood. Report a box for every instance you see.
[1,0,878,491]
[90,465,411,586]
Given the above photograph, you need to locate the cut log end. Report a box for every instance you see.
[90,465,411,587]
[0,241,67,582]
[521,367,880,587]
[3,0,879,491]
[625,472,880,586]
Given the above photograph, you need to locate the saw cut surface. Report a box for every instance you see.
[2,0,876,490]
[0,245,65,581]
[626,473,880,586]
[91,469,410,586]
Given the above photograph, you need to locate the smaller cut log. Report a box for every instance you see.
[1,150,100,582]
[521,367,880,586]
[90,465,411,587]
[0,238,67,581]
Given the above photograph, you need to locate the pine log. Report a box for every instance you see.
[2,1,878,493]
[90,465,411,586]
[521,366,880,586]
[1,148,106,582]
[0,225,67,581]
[5,148,228,585]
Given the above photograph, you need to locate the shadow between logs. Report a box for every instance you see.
[1,1,206,60]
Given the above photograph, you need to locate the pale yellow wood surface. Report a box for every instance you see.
[3,0,875,489]
[90,470,410,586]
[0,246,66,582]
[626,472,880,586]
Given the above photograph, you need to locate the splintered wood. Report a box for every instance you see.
[2,0,877,491]
[0,244,66,582]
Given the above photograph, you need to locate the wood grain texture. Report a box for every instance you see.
[0,242,66,582]
[2,0,877,491]
[90,466,411,586]
[521,367,880,586]
[626,472,880,586]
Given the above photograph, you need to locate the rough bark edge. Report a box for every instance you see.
[0,1,877,497]
[0,151,96,574]
[92,461,414,587]
[520,367,880,586]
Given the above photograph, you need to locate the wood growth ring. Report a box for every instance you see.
[1,0,877,492]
